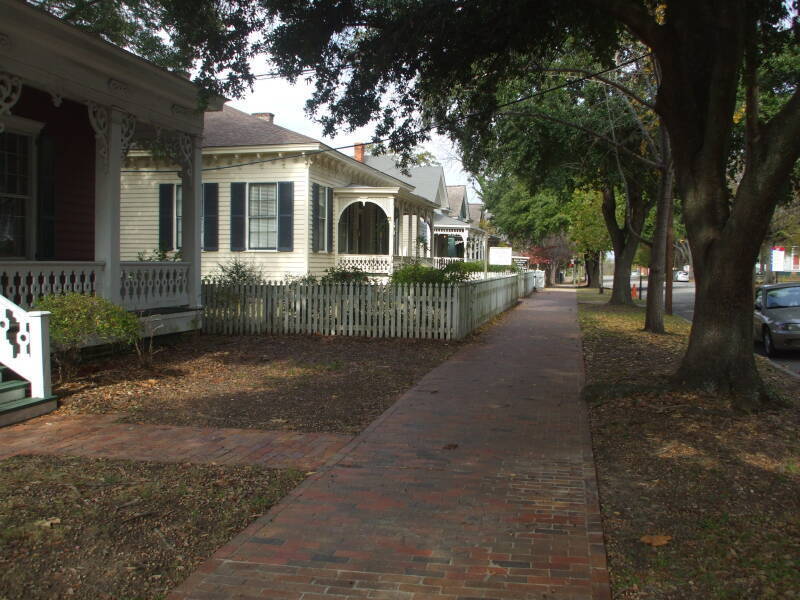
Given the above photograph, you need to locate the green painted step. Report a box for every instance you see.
[0,380,30,406]
[0,395,56,415]
[0,395,58,427]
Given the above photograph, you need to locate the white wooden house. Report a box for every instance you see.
[360,155,487,268]
[120,107,438,278]
[0,0,217,424]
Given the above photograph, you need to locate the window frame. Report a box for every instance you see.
[0,116,44,260]
[314,184,330,253]
[247,182,279,251]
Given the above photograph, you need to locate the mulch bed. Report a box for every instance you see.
[54,333,462,435]
[577,295,800,599]
[0,455,304,600]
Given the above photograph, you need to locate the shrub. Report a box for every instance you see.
[203,257,264,286]
[488,263,521,273]
[284,273,318,285]
[137,248,182,262]
[34,293,140,380]
[320,265,372,284]
[392,263,474,284]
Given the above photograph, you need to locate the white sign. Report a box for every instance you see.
[489,246,513,266]
[771,247,785,271]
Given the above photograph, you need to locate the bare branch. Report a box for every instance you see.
[541,68,657,110]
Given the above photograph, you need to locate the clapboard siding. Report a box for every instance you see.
[121,151,405,279]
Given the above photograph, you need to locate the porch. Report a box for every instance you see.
[334,186,437,274]
[0,0,215,424]
[433,213,487,266]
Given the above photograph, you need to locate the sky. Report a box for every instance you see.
[227,62,482,204]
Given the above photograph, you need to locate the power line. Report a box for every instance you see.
[122,53,651,174]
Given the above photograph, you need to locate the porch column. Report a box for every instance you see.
[430,212,436,258]
[92,104,123,304]
[387,198,395,273]
[180,134,202,308]
[406,208,413,258]
[397,202,404,256]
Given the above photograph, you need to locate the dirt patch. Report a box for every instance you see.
[577,297,800,598]
[0,454,303,600]
[54,334,462,434]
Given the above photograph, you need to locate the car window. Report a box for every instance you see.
[766,286,800,308]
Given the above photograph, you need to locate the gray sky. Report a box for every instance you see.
[227,61,480,203]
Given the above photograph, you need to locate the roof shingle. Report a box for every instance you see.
[202,105,320,148]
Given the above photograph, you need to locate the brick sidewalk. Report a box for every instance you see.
[0,414,350,470]
[170,289,610,600]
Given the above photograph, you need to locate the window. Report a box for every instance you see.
[0,131,31,257]
[249,183,278,249]
[174,184,182,249]
[315,185,329,251]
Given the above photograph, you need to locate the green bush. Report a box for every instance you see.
[136,248,183,262]
[203,257,264,285]
[35,293,140,380]
[320,265,372,284]
[391,262,474,284]
[488,263,521,273]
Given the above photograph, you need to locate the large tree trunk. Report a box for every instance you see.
[601,183,648,305]
[644,132,674,333]
[585,254,599,288]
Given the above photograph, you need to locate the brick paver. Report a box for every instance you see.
[0,414,350,470]
[170,289,610,600]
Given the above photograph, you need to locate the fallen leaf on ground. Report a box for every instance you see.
[34,517,61,528]
[640,534,672,547]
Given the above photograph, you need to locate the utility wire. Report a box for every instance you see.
[122,53,651,174]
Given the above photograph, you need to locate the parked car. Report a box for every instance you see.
[754,283,800,357]
[673,270,690,282]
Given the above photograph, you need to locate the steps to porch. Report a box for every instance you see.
[0,366,57,428]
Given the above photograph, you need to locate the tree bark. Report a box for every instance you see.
[585,254,599,288]
[644,130,673,333]
[601,183,648,305]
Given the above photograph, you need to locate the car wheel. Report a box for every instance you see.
[763,327,778,358]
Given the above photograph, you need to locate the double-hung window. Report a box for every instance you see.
[174,184,183,250]
[315,186,329,252]
[0,131,32,258]
[249,183,278,250]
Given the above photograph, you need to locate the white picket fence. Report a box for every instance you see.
[202,271,542,340]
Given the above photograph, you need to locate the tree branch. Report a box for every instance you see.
[500,110,664,170]
[582,0,664,51]
[541,68,657,110]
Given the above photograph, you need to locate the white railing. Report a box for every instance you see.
[0,262,104,309]
[337,254,392,273]
[0,294,51,399]
[120,262,191,311]
[433,257,464,268]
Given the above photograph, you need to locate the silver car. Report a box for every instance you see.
[754,283,800,356]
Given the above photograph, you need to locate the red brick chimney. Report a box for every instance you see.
[354,142,366,162]
[252,112,275,123]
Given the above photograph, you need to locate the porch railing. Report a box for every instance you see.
[120,262,191,311]
[433,257,464,269]
[0,294,51,398]
[0,262,105,309]
[337,254,392,273]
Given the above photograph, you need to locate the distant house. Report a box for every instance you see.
[120,107,437,278]
[360,153,488,267]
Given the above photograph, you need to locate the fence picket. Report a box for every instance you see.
[201,274,525,339]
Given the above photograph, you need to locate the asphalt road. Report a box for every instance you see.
[602,275,800,377]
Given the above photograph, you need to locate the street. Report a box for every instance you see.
[602,275,800,377]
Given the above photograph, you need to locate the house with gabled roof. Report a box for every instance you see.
[120,107,437,278]
[360,153,488,267]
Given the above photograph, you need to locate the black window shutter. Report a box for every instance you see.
[230,182,246,251]
[36,134,56,259]
[311,183,320,252]
[326,187,334,253]
[158,183,174,251]
[202,183,218,251]
[278,181,294,252]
